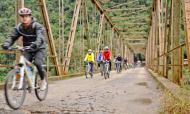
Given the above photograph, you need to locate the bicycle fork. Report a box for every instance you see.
[12,67,25,90]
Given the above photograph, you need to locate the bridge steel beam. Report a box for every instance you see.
[171,0,181,84]
[63,0,82,74]
[106,7,149,12]
[91,0,134,56]
[91,0,119,35]
[108,0,138,9]
[163,0,169,78]
[15,0,24,62]
[38,0,62,76]
[184,0,190,79]
[97,14,105,51]
[147,0,186,85]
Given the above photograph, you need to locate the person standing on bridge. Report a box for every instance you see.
[1,8,47,90]
[102,46,112,71]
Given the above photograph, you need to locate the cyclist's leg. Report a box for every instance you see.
[109,61,111,71]
[90,62,94,74]
[34,49,46,80]
[21,51,33,88]
[120,62,122,70]
[23,51,33,62]
[98,62,100,68]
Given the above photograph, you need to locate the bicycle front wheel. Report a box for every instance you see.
[4,69,27,110]
[35,73,48,101]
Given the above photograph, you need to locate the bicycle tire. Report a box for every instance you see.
[35,73,48,101]
[4,69,26,110]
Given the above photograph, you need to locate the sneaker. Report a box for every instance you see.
[40,79,47,91]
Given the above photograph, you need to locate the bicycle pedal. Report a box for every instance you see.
[12,87,18,90]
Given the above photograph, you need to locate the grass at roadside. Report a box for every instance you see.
[159,89,190,114]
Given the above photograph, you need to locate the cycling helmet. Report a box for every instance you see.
[18,7,32,15]
[104,46,109,50]
[88,49,92,52]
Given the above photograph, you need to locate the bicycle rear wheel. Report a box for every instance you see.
[35,73,48,101]
[4,69,26,110]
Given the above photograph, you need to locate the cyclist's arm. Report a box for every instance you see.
[34,22,45,48]
[3,27,20,47]
[92,53,95,62]
[84,54,88,61]
[109,51,112,60]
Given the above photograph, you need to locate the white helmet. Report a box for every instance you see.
[18,7,32,15]
[88,49,92,52]
[104,46,109,50]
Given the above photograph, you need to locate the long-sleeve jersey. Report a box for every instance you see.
[84,53,95,62]
[102,50,111,60]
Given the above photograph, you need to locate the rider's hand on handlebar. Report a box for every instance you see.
[1,43,10,50]
[30,42,37,49]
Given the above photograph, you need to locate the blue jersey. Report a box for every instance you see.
[97,53,102,62]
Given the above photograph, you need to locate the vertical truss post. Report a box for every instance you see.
[152,10,157,71]
[59,0,65,67]
[16,0,24,62]
[81,0,89,49]
[183,0,190,76]
[163,0,169,78]
[38,0,62,76]
[63,0,82,74]
[171,0,181,84]
[157,0,165,75]
[97,14,104,51]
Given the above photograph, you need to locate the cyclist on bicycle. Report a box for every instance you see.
[123,57,128,69]
[96,50,103,68]
[1,8,47,90]
[102,46,112,71]
[115,54,123,70]
[84,49,95,76]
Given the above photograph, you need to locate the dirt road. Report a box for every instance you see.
[0,67,161,114]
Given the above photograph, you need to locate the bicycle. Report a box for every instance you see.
[98,61,104,76]
[4,46,48,109]
[116,61,122,73]
[85,61,93,78]
[103,60,110,79]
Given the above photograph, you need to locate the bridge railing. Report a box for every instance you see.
[147,43,189,85]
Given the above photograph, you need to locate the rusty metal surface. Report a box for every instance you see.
[63,0,82,74]
[38,0,62,76]
[184,0,190,75]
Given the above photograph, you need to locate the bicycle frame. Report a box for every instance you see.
[86,62,91,73]
[12,53,37,90]
[116,61,121,71]
[103,61,109,73]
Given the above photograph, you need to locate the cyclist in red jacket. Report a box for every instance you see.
[102,46,112,71]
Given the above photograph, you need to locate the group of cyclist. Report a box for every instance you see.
[84,46,111,78]
[84,46,129,77]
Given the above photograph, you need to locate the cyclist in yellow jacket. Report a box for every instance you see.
[84,49,95,77]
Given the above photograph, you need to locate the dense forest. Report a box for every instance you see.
[0,0,151,77]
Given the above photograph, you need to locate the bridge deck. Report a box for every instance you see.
[0,67,161,114]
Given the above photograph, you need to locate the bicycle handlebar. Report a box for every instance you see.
[8,46,32,52]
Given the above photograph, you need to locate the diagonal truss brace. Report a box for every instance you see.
[183,0,190,74]
[63,0,82,74]
[38,0,62,76]
[97,14,105,51]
